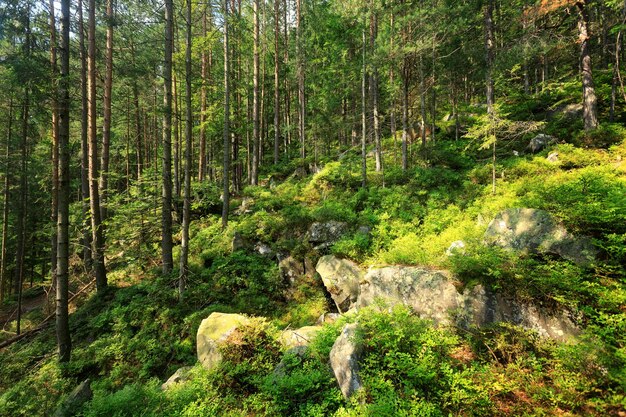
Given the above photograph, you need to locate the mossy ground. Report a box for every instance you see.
[1,95,626,416]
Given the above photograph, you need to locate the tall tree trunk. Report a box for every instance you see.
[402,64,409,171]
[297,0,305,159]
[56,0,71,362]
[577,0,598,131]
[222,0,231,229]
[173,74,181,199]
[273,0,280,164]
[179,0,193,297]
[361,23,367,189]
[88,0,107,291]
[251,0,260,185]
[49,0,59,286]
[485,0,495,116]
[162,0,174,274]
[15,4,31,336]
[198,8,208,181]
[0,97,12,302]
[370,7,382,173]
[100,0,113,224]
[78,0,92,268]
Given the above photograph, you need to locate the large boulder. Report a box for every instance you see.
[526,134,556,153]
[316,255,363,312]
[484,208,598,266]
[53,379,92,417]
[161,366,193,390]
[358,267,460,326]
[459,285,579,341]
[280,325,322,348]
[308,221,349,246]
[316,255,580,341]
[196,312,250,370]
[330,324,363,399]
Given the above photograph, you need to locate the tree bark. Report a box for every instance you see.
[576,0,598,131]
[222,0,231,229]
[162,0,174,274]
[88,0,107,291]
[297,0,306,159]
[252,0,260,185]
[56,0,71,362]
[361,23,367,189]
[199,8,208,181]
[49,0,59,287]
[78,0,92,269]
[274,0,280,165]
[0,97,12,302]
[100,0,113,224]
[179,0,193,297]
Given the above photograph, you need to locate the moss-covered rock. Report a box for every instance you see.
[196,312,250,370]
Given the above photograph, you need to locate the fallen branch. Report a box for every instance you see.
[0,279,95,350]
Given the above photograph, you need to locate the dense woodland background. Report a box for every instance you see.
[0,0,626,415]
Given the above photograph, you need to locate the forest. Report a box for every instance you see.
[0,0,626,415]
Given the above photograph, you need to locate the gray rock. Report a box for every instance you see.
[446,240,466,256]
[162,367,193,390]
[232,232,251,252]
[330,324,363,399]
[316,255,580,341]
[484,208,598,266]
[308,221,349,245]
[316,312,341,325]
[235,197,254,215]
[54,379,92,417]
[280,326,322,348]
[527,134,556,153]
[357,225,372,237]
[547,152,559,162]
[459,285,579,341]
[316,255,363,312]
[358,267,461,326]
[196,312,250,370]
[255,242,274,258]
[549,103,583,120]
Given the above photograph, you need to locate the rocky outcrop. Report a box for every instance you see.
[358,267,460,326]
[196,312,250,370]
[53,379,92,417]
[316,255,363,312]
[308,221,349,249]
[162,366,193,390]
[280,326,322,348]
[330,324,363,399]
[316,255,580,341]
[526,134,556,153]
[484,208,598,266]
[459,285,579,340]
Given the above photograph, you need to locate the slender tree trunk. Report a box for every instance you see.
[251,0,260,185]
[78,0,92,268]
[274,0,280,164]
[15,5,31,336]
[222,0,231,229]
[162,0,174,274]
[370,8,382,173]
[402,64,409,171]
[297,0,305,159]
[485,0,495,116]
[100,0,113,224]
[49,0,59,286]
[361,23,367,189]
[199,8,208,181]
[179,0,193,297]
[56,0,71,362]
[0,97,12,302]
[173,74,180,199]
[577,0,598,131]
[88,0,107,291]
